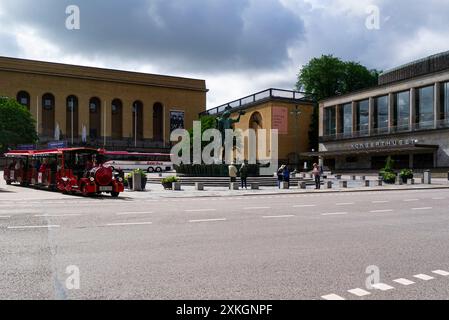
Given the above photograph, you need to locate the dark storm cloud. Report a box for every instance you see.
[1,0,305,72]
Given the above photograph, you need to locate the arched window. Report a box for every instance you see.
[41,93,55,138]
[111,99,123,139]
[89,97,101,139]
[249,112,263,130]
[132,100,144,140]
[153,102,164,142]
[66,95,79,139]
[17,91,30,110]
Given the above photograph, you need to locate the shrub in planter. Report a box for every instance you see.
[161,176,179,190]
[399,169,414,183]
[382,171,397,184]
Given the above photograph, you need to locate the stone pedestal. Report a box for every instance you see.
[339,181,348,188]
[132,173,142,191]
[172,182,181,191]
[327,181,333,189]
[230,183,239,190]
[251,183,259,190]
[195,183,204,191]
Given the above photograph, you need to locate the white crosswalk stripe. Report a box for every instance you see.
[321,294,345,300]
[347,288,371,297]
[393,278,415,286]
[413,274,434,281]
[371,283,394,291]
[432,270,449,276]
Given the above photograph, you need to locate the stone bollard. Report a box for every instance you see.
[172,182,182,191]
[407,179,415,185]
[361,176,366,181]
[299,182,307,189]
[327,181,333,189]
[229,182,239,190]
[280,181,290,190]
[395,176,403,185]
[251,183,260,190]
[195,183,204,191]
[351,176,357,181]
[377,179,383,186]
[365,180,371,187]
[339,181,348,188]
[423,170,431,184]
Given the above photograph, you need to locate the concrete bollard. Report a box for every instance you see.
[339,181,348,188]
[407,179,415,185]
[280,181,290,190]
[365,180,371,187]
[327,181,333,189]
[132,172,142,191]
[395,176,403,185]
[299,182,307,189]
[251,183,259,190]
[172,182,182,191]
[361,176,366,181]
[351,176,357,181]
[230,182,239,190]
[195,183,204,191]
[377,179,383,186]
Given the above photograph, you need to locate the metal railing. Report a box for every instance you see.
[200,88,313,116]
[320,119,449,142]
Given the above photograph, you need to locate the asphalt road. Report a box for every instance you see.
[1,186,449,300]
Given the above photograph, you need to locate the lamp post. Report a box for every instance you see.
[290,105,301,170]
[69,97,74,146]
[133,103,137,148]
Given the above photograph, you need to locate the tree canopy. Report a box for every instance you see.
[0,97,38,153]
[295,55,381,150]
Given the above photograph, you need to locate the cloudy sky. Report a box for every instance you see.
[0,0,448,108]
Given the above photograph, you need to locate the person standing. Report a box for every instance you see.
[228,162,238,183]
[283,165,291,188]
[277,165,285,188]
[312,163,321,190]
[240,162,249,189]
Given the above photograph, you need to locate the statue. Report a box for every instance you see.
[216,109,246,163]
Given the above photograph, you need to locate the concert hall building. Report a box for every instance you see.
[0,56,207,151]
[317,51,449,171]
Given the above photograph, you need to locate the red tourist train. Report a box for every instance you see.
[3,147,124,197]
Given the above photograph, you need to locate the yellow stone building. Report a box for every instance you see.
[202,89,315,166]
[0,56,207,150]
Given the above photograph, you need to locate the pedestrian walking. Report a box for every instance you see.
[228,162,238,183]
[312,163,321,190]
[240,162,248,189]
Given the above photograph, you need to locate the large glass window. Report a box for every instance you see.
[356,100,369,134]
[416,86,434,129]
[374,95,389,133]
[394,91,410,131]
[338,103,353,136]
[324,106,336,136]
[440,82,449,123]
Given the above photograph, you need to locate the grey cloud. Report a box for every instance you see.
[1,0,305,73]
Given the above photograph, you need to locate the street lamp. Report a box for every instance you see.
[290,105,301,170]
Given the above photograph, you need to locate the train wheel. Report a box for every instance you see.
[111,192,120,198]
[81,184,90,197]
[6,180,11,185]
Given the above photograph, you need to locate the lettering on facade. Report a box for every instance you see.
[351,138,417,150]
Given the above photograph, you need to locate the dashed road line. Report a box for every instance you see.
[293,204,316,208]
[411,207,433,211]
[34,214,83,217]
[106,222,153,227]
[321,294,345,301]
[7,225,60,230]
[403,199,420,202]
[372,201,389,204]
[189,218,227,223]
[393,278,415,286]
[262,215,295,219]
[0,216,11,219]
[185,209,217,213]
[336,203,355,206]
[116,212,153,216]
[370,209,394,213]
[243,207,271,210]
[321,212,348,216]
[432,270,449,276]
[371,283,394,291]
[413,274,434,281]
[347,288,371,297]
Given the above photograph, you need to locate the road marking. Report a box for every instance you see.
[372,283,394,291]
[7,225,60,229]
[370,209,394,213]
[372,201,389,204]
[244,207,271,210]
[336,203,355,206]
[116,212,153,216]
[403,199,419,202]
[0,216,11,219]
[106,222,153,227]
[185,209,217,213]
[347,288,371,297]
[432,270,449,276]
[262,215,295,219]
[321,294,345,300]
[189,218,227,223]
[293,205,316,208]
[414,274,434,281]
[432,197,445,200]
[411,207,433,211]
[393,278,415,286]
[34,214,83,217]
[321,212,348,216]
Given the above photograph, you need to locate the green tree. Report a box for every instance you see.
[0,97,38,153]
[296,55,380,150]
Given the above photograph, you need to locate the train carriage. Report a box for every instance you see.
[3,148,125,197]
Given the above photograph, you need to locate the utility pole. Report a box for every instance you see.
[290,105,301,170]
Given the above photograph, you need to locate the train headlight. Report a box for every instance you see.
[90,177,95,182]
[118,178,123,182]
